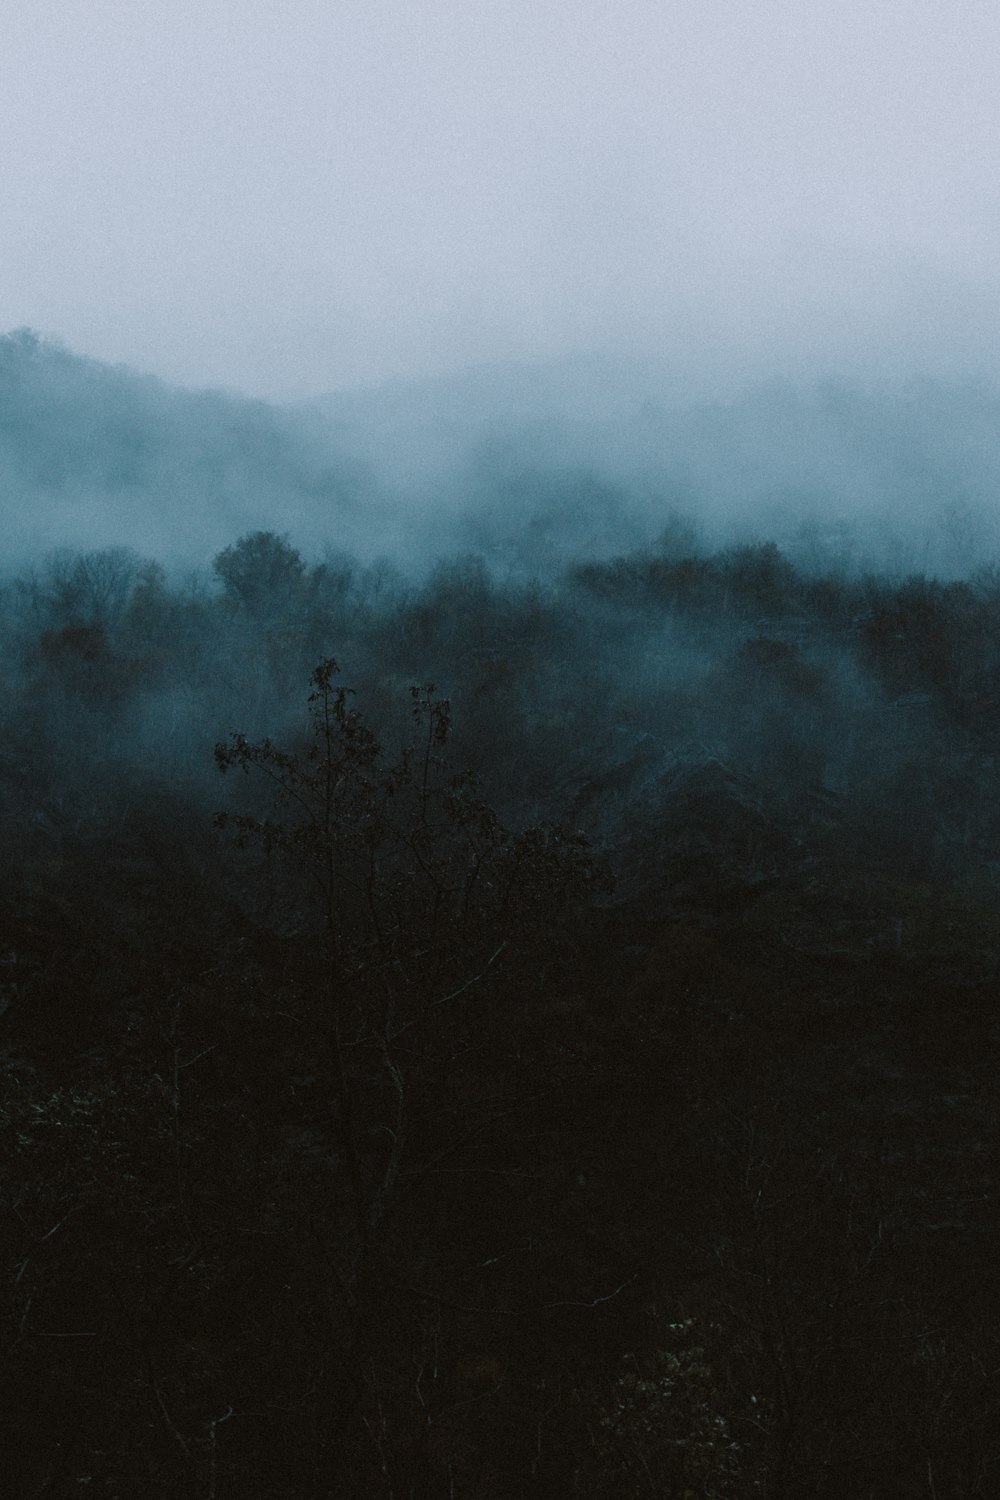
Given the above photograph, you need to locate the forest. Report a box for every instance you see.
[3,333,1000,1495]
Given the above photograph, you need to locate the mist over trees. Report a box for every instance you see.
[6,329,1000,579]
[4,334,1000,1493]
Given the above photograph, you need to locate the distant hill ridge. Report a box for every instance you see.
[4,329,1000,577]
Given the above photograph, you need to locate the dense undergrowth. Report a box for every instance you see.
[3,528,1000,1495]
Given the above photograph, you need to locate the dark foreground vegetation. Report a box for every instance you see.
[4,524,1000,1496]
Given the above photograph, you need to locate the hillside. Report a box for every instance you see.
[3,498,1000,1492]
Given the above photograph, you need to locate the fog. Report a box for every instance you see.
[3,0,1000,398]
[10,16,1000,1484]
[5,2,1000,574]
[3,331,1000,583]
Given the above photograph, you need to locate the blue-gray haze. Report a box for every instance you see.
[3,3,1000,575]
[2,1,999,398]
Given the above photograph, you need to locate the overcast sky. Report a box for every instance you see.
[3,0,999,398]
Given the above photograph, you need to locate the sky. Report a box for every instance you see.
[3,0,1000,399]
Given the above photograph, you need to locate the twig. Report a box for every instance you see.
[178,1044,219,1070]
[539,1277,637,1310]
[391,1274,636,1319]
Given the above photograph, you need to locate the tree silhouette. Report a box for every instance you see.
[214,660,607,1480]
[212,530,305,618]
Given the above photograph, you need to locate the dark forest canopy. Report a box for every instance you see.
[5,344,1000,1492]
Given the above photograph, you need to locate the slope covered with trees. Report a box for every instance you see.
[3,513,1000,1494]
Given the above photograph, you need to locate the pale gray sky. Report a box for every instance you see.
[3,0,999,397]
